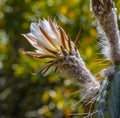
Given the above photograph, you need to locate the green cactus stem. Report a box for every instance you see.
[95,64,120,118]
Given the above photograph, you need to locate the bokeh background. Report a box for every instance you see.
[0,0,120,118]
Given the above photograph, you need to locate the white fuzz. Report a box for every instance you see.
[97,23,111,60]
[99,65,115,78]
[84,80,100,100]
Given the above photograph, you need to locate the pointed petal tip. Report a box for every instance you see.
[74,29,81,46]
[21,33,26,37]
[48,16,51,21]
[21,34,30,39]
[19,49,27,55]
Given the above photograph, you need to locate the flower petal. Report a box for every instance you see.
[23,51,56,58]
[30,23,42,39]
[39,19,59,44]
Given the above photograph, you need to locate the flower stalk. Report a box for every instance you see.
[90,0,120,62]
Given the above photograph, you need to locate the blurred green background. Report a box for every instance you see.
[0,0,120,118]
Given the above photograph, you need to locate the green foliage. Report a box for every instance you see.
[0,0,120,117]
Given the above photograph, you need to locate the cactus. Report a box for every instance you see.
[91,0,120,117]
[22,0,120,117]
[95,65,120,118]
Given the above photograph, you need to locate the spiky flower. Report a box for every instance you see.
[22,18,100,99]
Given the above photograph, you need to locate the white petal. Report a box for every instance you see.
[23,34,44,51]
[30,22,56,49]
[30,23,44,40]
[39,19,57,42]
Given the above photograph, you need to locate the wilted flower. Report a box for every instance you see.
[22,18,100,99]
